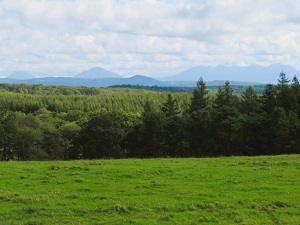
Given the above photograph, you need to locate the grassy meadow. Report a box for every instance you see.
[0,155,299,225]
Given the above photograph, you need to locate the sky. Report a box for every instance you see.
[0,0,300,78]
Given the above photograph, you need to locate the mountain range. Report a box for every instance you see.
[161,64,299,84]
[1,64,299,87]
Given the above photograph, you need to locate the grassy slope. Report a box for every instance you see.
[0,155,299,225]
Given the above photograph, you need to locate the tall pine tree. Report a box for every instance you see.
[190,77,209,113]
[162,93,180,117]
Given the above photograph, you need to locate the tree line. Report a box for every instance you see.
[0,72,299,160]
[0,82,266,95]
[110,84,267,94]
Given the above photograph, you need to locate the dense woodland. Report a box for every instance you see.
[0,82,266,94]
[110,84,267,94]
[0,72,299,161]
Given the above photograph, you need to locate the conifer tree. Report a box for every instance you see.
[276,72,292,113]
[260,84,277,114]
[240,86,260,113]
[162,93,180,117]
[291,75,300,115]
[190,77,209,113]
[214,81,235,108]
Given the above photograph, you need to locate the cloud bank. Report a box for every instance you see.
[0,0,299,77]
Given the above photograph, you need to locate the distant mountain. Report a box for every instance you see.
[124,75,164,86]
[0,75,164,87]
[162,64,300,84]
[6,71,35,80]
[2,64,298,87]
[74,67,122,79]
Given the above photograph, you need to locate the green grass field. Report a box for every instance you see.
[0,155,299,225]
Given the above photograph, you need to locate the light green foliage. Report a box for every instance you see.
[0,90,191,114]
[0,155,299,224]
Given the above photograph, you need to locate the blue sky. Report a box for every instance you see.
[0,0,299,77]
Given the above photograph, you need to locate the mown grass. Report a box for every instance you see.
[0,155,299,224]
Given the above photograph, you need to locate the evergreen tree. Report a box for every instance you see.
[212,81,240,155]
[260,84,277,114]
[238,112,270,155]
[276,72,292,113]
[188,108,213,156]
[189,77,209,113]
[162,93,180,117]
[240,86,260,114]
[161,94,188,157]
[277,71,290,90]
[292,75,300,86]
[214,81,236,108]
[138,101,165,157]
[291,75,300,116]
[211,105,240,155]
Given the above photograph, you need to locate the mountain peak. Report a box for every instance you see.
[6,71,35,80]
[125,75,163,86]
[74,67,122,79]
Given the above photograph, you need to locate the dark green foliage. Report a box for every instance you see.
[189,77,209,113]
[77,110,140,159]
[291,75,300,116]
[214,81,238,108]
[188,108,213,156]
[136,102,165,157]
[162,93,180,117]
[260,84,277,114]
[0,105,17,160]
[212,105,240,155]
[14,113,44,160]
[268,107,300,154]
[240,86,260,114]
[238,112,270,155]
[59,122,81,159]
[276,72,293,113]
[0,72,299,161]
[160,94,188,156]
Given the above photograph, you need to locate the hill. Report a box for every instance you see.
[6,71,35,80]
[74,67,122,79]
[123,75,164,86]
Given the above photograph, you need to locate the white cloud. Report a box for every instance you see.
[0,0,300,77]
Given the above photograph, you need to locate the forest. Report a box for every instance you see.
[0,72,299,161]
